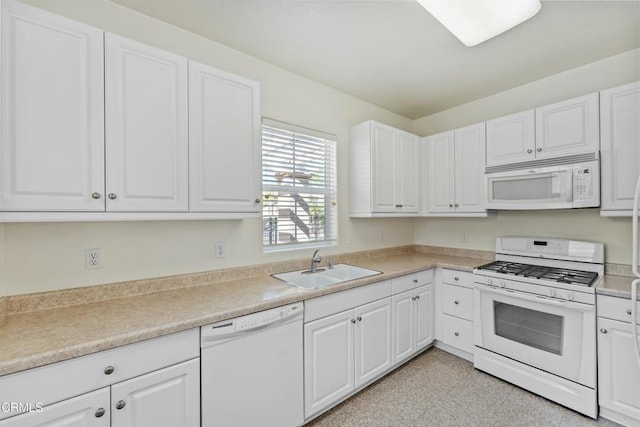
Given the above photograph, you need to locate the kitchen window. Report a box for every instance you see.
[262,119,337,251]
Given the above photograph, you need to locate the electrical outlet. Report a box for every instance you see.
[460,232,469,242]
[85,248,102,269]
[215,241,225,258]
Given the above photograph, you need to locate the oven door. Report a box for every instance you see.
[486,166,573,210]
[474,284,596,387]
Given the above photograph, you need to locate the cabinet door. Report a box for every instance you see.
[426,131,455,213]
[396,132,419,213]
[189,61,261,213]
[371,123,397,212]
[486,110,535,167]
[454,123,486,212]
[600,82,640,213]
[105,33,188,212]
[0,388,110,427]
[535,93,599,160]
[0,0,105,211]
[110,359,199,427]
[391,290,415,365]
[597,317,640,423]
[304,309,355,418]
[354,298,392,388]
[414,284,434,351]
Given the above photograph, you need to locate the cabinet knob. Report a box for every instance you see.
[454,203,459,207]
[454,332,460,337]
[91,192,101,199]
[537,147,542,152]
[351,319,356,324]
[413,279,418,283]
[395,204,403,208]
[454,300,459,305]
[95,408,106,418]
[104,365,114,375]
[107,193,117,200]
[454,276,459,281]
[449,204,453,208]
[627,309,632,315]
[357,316,362,322]
[255,198,261,204]
[415,295,420,300]
[115,400,126,410]
[600,328,608,334]
[527,149,533,154]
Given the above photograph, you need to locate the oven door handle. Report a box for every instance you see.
[477,285,594,312]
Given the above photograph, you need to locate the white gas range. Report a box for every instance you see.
[473,237,604,419]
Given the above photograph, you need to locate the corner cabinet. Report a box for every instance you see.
[596,294,640,426]
[423,122,486,215]
[0,0,105,212]
[600,81,640,216]
[0,330,200,427]
[349,121,419,216]
[188,61,261,214]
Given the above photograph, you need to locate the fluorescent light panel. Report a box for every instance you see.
[417,0,542,47]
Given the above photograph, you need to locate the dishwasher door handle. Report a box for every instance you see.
[201,310,302,345]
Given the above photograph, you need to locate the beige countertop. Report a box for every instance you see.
[0,247,488,377]
[2,244,636,379]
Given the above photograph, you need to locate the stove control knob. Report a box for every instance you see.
[549,289,557,297]
[567,291,575,301]
[499,280,506,288]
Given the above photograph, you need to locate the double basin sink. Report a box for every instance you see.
[273,264,382,290]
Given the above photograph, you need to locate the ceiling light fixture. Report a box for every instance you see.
[416,0,542,47]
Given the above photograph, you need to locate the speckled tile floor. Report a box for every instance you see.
[305,347,621,427]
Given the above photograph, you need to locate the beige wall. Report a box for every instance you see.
[1,0,415,296]
[413,49,640,265]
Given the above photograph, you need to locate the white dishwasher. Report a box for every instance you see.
[200,302,304,427]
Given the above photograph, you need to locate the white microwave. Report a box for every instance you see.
[485,160,599,210]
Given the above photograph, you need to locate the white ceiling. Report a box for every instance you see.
[112,0,639,119]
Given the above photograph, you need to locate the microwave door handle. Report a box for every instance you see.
[476,284,593,312]
[566,170,573,202]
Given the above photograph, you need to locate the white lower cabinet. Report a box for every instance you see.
[435,269,475,361]
[0,330,199,427]
[597,295,640,426]
[392,284,434,365]
[304,297,392,419]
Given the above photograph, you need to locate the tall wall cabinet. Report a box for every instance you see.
[600,81,640,216]
[0,0,261,220]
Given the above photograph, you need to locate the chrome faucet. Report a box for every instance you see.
[310,250,322,273]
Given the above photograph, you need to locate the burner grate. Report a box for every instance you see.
[476,261,599,286]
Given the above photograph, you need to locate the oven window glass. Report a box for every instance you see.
[491,175,563,201]
[493,301,564,355]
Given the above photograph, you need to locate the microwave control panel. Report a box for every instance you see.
[573,166,594,202]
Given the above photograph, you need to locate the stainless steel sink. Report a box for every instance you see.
[273,264,382,290]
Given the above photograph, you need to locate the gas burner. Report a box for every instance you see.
[476,261,599,287]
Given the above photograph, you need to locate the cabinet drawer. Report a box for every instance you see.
[441,269,474,288]
[391,269,433,294]
[0,328,199,420]
[442,284,473,321]
[598,294,640,325]
[304,280,391,323]
[441,315,474,354]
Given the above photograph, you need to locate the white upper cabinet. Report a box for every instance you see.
[486,93,599,167]
[350,121,419,216]
[535,92,599,159]
[189,61,261,213]
[0,0,105,211]
[600,81,640,215]
[425,122,486,214]
[486,110,535,167]
[105,33,189,212]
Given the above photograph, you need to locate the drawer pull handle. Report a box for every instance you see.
[454,332,460,337]
[454,300,459,305]
[115,400,126,410]
[600,328,608,334]
[627,309,632,315]
[413,279,418,283]
[104,366,114,375]
[454,277,459,281]
[95,408,106,418]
